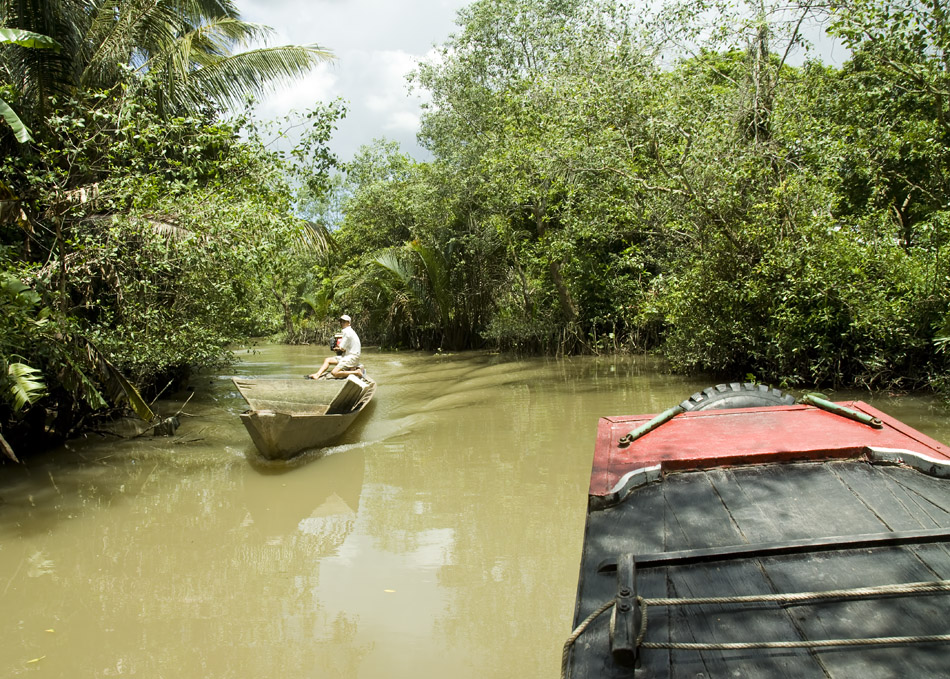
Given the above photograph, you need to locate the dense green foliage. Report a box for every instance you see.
[4,0,950,458]
[0,0,339,458]
[325,0,950,393]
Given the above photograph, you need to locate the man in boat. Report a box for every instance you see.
[308,314,363,380]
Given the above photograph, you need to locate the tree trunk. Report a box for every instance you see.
[532,201,578,323]
[548,258,578,323]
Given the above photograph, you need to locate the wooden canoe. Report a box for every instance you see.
[233,375,376,459]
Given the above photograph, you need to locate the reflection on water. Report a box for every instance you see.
[2,346,949,678]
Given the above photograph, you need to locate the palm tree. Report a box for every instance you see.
[1,0,333,123]
[372,239,459,348]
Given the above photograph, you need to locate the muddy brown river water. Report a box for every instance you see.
[2,346,949,678]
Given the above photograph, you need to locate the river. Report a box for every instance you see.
[2,346,949,678]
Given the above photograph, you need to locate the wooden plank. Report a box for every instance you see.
[657,468,832,677]
[702,466,784,543]
[824,465,950,575]
[326,376,368,414]
[232,378,340,412]
[596,528,950,571]
[662,560,825,677]
[571,462,950,678]
[831,463,950,530]
[759,548,950,679]
[732,462,886,539]
[660,471,747,551]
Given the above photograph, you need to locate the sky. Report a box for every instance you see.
[239,0,472,162]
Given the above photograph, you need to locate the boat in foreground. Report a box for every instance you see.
[565,383,950,678]
[233,375,376,459]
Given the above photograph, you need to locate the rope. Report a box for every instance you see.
[560,580,950,677]
[560,599,615,679]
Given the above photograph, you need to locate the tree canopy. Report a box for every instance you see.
[0,0,340,459]
[4,0,950,461]
[328,0,950,391]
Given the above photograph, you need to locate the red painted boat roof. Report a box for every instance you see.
[591,401,950,498]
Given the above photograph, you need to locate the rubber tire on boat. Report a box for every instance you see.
[679,382,796,411]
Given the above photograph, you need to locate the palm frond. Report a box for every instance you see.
[290,219,333,255]
[84,214,194,242]
[82,0,246,90]
[4,0,332,118]
[410,239,452,326]
[180,18,274,63]
[300,289,330,317]
[3,0,96,111]
[82,0,181,89]
[84,0,125,51]
[47,334,154,420]
[146,216,193,241]
[373,250,415,288]
[0,20,68,127]
[56,348,109,411]
[185,44,333,108]
[173,0,242,23]
[136,16,272,93]
[6,361,46,411]
[0,431,18,462]
[373,248,433,317]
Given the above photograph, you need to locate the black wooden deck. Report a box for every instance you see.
[569,460,950,678]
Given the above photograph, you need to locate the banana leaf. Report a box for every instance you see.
[84,342,155,421]
[0,28,62,50]
[0,98,32,143]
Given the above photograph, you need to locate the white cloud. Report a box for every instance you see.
[252,64,339,122]
[385,110,422,134]
[234,0,470,161]
[360,50,419,110]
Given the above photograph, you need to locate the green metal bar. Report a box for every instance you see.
[800,394,883,429]
[618,405,685,448]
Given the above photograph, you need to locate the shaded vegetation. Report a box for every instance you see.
[0,0,339,458]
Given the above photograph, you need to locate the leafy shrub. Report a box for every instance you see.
[656,225,946,389]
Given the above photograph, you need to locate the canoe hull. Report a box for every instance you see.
[233,377,376,459]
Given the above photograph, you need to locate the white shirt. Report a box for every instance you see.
[339,325,361,362]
